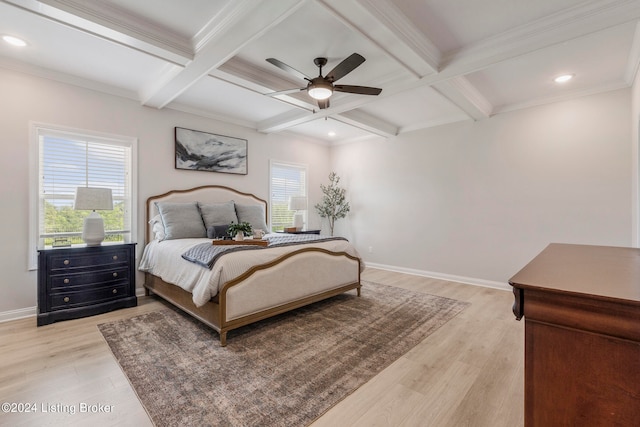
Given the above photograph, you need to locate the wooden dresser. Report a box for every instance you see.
[37,243,137,326]
[509,243,640,426]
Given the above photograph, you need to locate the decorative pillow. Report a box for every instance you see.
[155,201,206,240]
[235,204,268,233]
[198,201,238,229]
[148,215,166,240]
[207,224,231,239]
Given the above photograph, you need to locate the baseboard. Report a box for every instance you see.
[0,306,36,323]
[365,262,511,292]
[2,289,147,323]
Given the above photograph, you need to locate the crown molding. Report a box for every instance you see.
[491,81,630,115]
[0,55,139,100]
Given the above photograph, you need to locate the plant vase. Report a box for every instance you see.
[234,232,245,242]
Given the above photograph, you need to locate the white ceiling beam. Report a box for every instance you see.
[334,110,398,138]
[440,0,640,77]
[318,0,440,78]
[257,0,640,135]
[3,0,193,65]
[140,0,306,109]
[431,77,493,120]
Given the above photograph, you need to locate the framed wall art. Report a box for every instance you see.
[175,127,247,175]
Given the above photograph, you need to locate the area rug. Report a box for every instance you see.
[98,281,469,427]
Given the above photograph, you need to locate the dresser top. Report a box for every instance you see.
[509,243,640,304]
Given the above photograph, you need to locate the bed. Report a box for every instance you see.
[140,185,362,346]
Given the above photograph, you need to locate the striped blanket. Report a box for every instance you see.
[181,234,347,269]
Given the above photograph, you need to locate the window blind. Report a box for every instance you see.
[270,161,307,231]
[37,131,132,246]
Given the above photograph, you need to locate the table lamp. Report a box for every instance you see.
[288,196,307,231]
[74,187,113,246]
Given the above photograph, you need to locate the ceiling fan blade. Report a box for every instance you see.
[325,53,365,82]
[334,85,382,96]
[317,99,330,109]
[266,87,305,97]
[266,58,310,81]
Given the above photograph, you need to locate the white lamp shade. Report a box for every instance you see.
[288,196,307,211]
[74,187,113,211]
[75,187,112,246]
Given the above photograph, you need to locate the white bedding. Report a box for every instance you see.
[139,235,363,307]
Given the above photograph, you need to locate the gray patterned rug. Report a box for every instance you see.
[98,281,469,427]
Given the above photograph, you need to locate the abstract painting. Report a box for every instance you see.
[175,127,247,175]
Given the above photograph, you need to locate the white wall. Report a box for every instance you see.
[332,89,633,287]
[0,64,635,318]
[0,67,331,317]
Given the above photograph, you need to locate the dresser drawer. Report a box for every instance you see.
[50,284,128,310]
[50,267,130,290]
[49,249,129,271]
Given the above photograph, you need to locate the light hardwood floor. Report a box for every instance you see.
[0,268,524,426]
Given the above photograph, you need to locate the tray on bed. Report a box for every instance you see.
[212,239,268,247]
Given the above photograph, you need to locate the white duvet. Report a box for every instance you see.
[138,235,363,307]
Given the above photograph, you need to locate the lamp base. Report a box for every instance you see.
[292,212,304,231]
[83,211,105,246]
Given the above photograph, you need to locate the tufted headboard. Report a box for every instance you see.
[145,185,268,244]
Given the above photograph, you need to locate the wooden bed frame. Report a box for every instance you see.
[143,185,361,346]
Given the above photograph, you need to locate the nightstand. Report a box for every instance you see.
[276,229,321,235]
[37,243,137,326]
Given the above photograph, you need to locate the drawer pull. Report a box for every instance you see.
[63,259,70,265]
[112,289,118,294]
[112,255,118,261]
[63,278,70,284]
[63,297,70,303]
[112,272,118,278]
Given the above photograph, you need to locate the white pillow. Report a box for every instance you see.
[155,201,206,240]
[148,215,166,241]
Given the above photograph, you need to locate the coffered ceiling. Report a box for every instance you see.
[1,0,639,143]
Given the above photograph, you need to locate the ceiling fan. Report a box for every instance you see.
[265,53,382,109]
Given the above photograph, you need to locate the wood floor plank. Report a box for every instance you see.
[0,268,524,426]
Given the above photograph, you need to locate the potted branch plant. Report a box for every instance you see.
[315,172,350,236]
[227,221,252,241]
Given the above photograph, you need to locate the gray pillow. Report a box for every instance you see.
[155,201,206,240]
[198,201,238,229]
[235,204,268,233]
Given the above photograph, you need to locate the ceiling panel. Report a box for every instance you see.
[0,2,170,92]
[465,22,636,110]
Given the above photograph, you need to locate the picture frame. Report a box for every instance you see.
[175,127,247,175]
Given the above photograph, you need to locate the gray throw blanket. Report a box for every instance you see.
[182,234,347,269]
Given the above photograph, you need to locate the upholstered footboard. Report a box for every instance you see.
[144,247,361,346]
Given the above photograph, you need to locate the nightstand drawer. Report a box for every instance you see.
[50,267,130,290]
[50,284,128,310]
[49,249,129,271]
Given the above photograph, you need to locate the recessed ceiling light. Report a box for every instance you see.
[554,74,574,83]
[328,131,336,137]
[2,35,27,47]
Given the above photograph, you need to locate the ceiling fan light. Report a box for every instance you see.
[308,80,333,100]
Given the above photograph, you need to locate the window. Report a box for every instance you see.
[29,123,137,269]
[269,160,307,232]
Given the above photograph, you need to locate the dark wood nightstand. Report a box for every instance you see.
[276,229,321,235]
[37,243,137,326]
